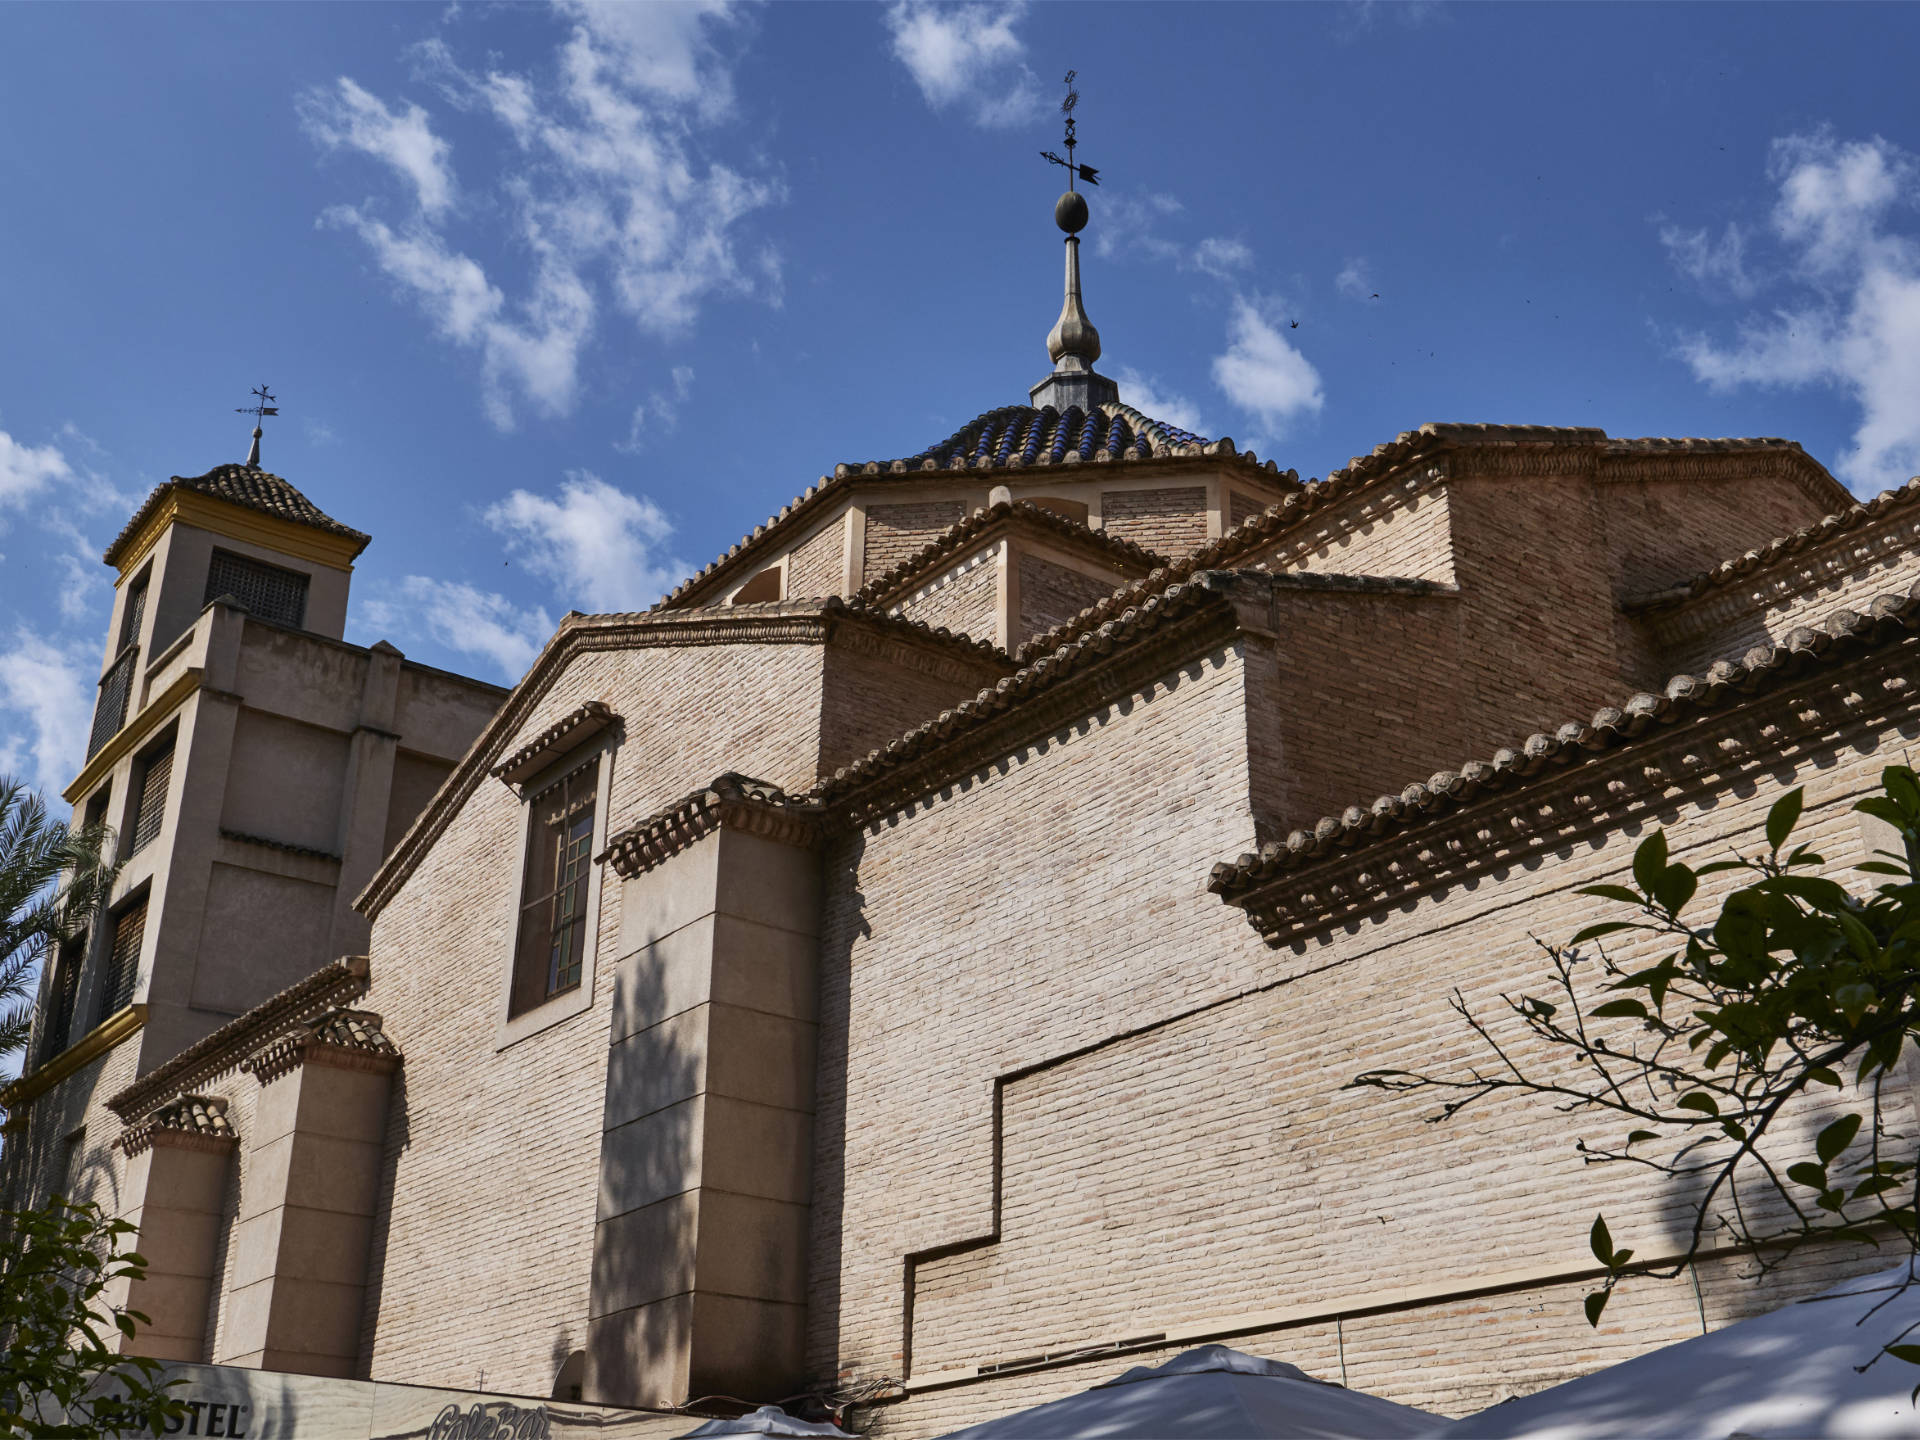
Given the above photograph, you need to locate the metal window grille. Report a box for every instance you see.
[54,1129,85,1200]
[40,937,83,1065]
[94,897,146,1027]
[204,550,309,629]
[129,743,173,855]
[119,571,149,651]
[510,757,599,1016]
[86,647,137,759]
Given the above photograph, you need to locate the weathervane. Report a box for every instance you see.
[1038,71,1100,192]
[236,384,278,468]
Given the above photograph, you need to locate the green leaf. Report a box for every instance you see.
[1787,1161,1829,1190]
[1766,787,1805,853]
[1835,982,1876,1023]
[1676,1092,1720,1116]
[1591,999,1649,1019]
[1585,1289,1611,1326]
[1633,831,1670,899]
[1578,884,1645,906]
[1590,1214,1614,1267]
[1885,1345,1920,1365]
[1626,1130,1657,1145]
[1721,1120,1749,1142]
[1572,921,1639,945]
[1818,1114,1863,1165]
[1808,1066,1842,1088]
[1652,863,1698,914]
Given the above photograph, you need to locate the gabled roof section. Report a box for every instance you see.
[1625,476,1920,613]
[105,463,372,566]
[652,404,1296,613]
[1208,580,1920,905]
[852,499,1165,610]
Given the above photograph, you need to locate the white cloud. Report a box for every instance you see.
[1188,237,1253,281]
[303,5,779,429]
[884,2,1043,130]
[1657,221,1755,297]
[299,78,456,217]
[1211,297,1325,441]
[483,472,686,612]
[360,578,554,683]
[1114,366,1212,439]
[0,632,93,797]
[1672,132,1920,491]
[0,429,73,508]
[618,365,695,452]
[1335,257,1374,299]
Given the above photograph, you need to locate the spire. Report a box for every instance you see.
[236,384,278,469]
[1031,73,1118,413]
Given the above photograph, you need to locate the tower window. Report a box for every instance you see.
[510,757,600,1016]
[119,569,150,652]
[39,933,84,1064]
[94,893,147,1027]
[128,739,174,856]
[204,549,309,629]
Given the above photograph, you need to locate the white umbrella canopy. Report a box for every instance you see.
[1436,1262,1920,1439]
[936,1344,1446,1439]
[677,1404,855,1437]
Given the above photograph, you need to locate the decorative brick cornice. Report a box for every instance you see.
[1210,584,1920,945]
[117,1095,236,1157]
[599,773,826,878]
[852,501,1165,612]
[108,957,369,1121]
[491,699,619,786]
[242,1008,400,1085]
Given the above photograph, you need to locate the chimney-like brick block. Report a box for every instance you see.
[588,825,821,1409]
[119,1102,237,1362]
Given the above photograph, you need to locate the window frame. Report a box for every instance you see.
[91,888,148,1031]
[127,733,176,857]
[493,738,615,1050]
[203,547,310,630]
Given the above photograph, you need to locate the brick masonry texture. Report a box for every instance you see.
[1015,552,1124,645]
[1253,473,1456,583]
[894,552,999,645]
[864,504,968,582]
[784,518,847,600]
[1228,489,1261,530]
[1099,486,1209,553]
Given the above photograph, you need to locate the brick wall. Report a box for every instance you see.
[1015,553,1123,646]
[1596,468,1835,602]
[866,504,969,582]
[1100,487,1208,554]
[894,552,999,645]
[818,626,1010,779]
[785,517,848,600]
[1228,489,1261,530]
[1256,474,1456,584]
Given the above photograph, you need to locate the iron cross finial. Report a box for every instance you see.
[1039,70,1100,191]
[236,384,279,467]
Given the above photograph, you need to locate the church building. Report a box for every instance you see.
[7,178,1920,1437]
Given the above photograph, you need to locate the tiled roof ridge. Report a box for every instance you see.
[650,406,1294,613]
[108,956,370,1121]
[850,499,1167,610]
[104,463,371,565]
[243,1006,400,1084]
[117,1094,236,1157]
[1208,579,1920,899]
[490,699,619,784]
[1624,475,1920,614]
[806,570,1241,813]
[599,772,825,877]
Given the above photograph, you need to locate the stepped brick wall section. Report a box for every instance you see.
[894,553,999,646]
[818,642,1916,1436]
[1015,553,1124,646]
[784,519,847,601]
[1639,498,1920,677]
[1596,469,1834,604]
[1228,488,1261,530]
[358,641,832,1395]
[1099,487,1208,554]
[817,631,1011,781]
[1257,477,1457,584]
[865,504,969,582]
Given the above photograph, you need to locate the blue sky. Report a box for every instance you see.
[3,1,1919,802]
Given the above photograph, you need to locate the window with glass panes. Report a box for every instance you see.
[509,757,599,1016]
[204,549,309,629]
[93,895,146,1028]
[128,740,173,855]
[40,934,84,1064]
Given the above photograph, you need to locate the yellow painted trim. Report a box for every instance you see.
[1,1005,147,1110]
[112,490,364,577]
[62,668,202,805]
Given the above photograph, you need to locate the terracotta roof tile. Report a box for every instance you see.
[1625,476,1920,613]
[1208,580,1920,899]
[117,1094,236,1156]
[105,463,371,566]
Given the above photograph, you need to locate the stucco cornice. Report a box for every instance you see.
[1,1005,146,1113]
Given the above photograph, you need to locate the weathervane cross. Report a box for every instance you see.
[1038,70,1100,191]
[236,384,278,467]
